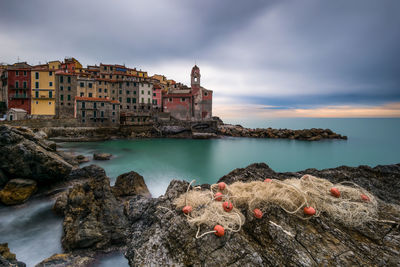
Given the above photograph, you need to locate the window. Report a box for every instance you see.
[82,110,85,117]
[127,97,131,103]
[98,88,102,93]
[35,72,39,79]
[68,86,71,91]
[49,91,53,98]
[82,102,85,108]
[89,93,93,97]
[101,102,104,107]
[88,83,92,88]
[67,95,71,101]
[80,82,84,87]
[35,91,39,98]
[60,76,64,83]
[35,82,39,89]
[60,95,64,101]
[67,76,71,83]
[49,71,53,76]
[49,82,53,87]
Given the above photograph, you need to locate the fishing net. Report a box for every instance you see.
[174,175,378,237]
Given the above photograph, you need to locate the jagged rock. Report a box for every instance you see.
[93,153,112,161]
[0,179,37,205]
[125,163,400,266]
[60,166,128,251]
[35,253,95,267]
[0,243,26,267]
[0,125,73,185]
[112,171,151,198]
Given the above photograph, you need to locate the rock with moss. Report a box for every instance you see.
[0,179,37,205]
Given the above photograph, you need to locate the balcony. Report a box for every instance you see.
[10,95,29,99]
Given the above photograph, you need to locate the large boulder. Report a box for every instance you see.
[125,163,400,266]
[0,125,73,185]
[0,179,37,205]
[60,166,128,251]
[112,171,151,198]
[0,243,26,267]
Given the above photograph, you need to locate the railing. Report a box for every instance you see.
[10,95,29,99]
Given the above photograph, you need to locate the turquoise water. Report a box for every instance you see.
[62,118,400,197]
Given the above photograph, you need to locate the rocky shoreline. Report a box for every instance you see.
[1,124,398,266]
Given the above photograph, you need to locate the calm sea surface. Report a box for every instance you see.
[1,118,399,266]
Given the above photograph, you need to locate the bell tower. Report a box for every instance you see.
[191,65,201,88]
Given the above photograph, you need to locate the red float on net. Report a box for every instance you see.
[214,225,225,237]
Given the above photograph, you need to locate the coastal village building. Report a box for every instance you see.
[6,108,27,121]
[55,72,77,118]
[1,58,213,124]
[31,65,56,116]
[74,97,120,126]
[3,62,32,114]
[162,65,212,121]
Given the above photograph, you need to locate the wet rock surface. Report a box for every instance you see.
[0,125,73,186]
[0,179,37,205]
[218,124,347,141]
[124,163,400,266]
[60,166,128,251]
[112,171,151,198]
[0,243,26,267]
[93,153,112,160]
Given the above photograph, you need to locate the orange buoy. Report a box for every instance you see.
[218,182,226,191]
[330,187,340,198]
[182,206,192,214]
[223,201,233,212]
[304,206,316,216]
[264,178,272,182]
[214,225,225,237]
[214,192,223,201]
[253,208,263,219]
[361,194,370,202]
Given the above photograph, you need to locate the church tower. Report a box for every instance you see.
[191,65,201,88]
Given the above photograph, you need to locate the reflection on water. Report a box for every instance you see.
[0,199,63,267]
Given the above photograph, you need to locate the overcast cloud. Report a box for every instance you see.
[0,0,399,117]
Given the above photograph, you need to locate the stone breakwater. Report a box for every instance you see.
[218,124,347,141]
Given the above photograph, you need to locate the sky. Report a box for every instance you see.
[0,0,399,118]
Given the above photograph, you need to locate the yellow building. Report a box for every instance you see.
[31,65,56,116]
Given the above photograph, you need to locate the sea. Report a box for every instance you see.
[1,118,399,266]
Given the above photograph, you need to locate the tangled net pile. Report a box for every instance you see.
[174,175,378,238]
